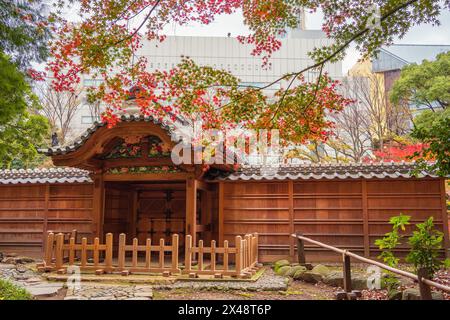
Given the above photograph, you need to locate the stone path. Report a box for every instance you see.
[0,263,64,298]
[1,261,288,300]
[65,284,153,300]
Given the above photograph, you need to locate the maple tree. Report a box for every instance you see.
[37,0,450,146]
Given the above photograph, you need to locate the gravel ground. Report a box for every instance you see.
[153,268,289,292]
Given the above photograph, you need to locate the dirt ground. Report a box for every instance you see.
[152,281,336,300]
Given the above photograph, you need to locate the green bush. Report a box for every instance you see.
[0,279,32,300]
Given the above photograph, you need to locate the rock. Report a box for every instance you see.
[5,252,18,257]
[27,283,63,297]
[14,256,35,264]
[323,272,369,290]
[293,269,307,280]
[296,271,323,283]
[125,297,151,300]
[311,264,330,276]
[388,289,402,300]
[2,257,16,264]
[273,260,290,272]
[286,266,307,278]
[0,263,15,270]
[401,288,444,300]
[15,264,28,273]
[323,272,344,287]
[64,296,82,300]
[351,276,369,290]
[276,266,291,276]
[134,291,153,298]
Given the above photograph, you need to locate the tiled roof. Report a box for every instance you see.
[215,162,439,181]
[0,162,439,185]
[38,114,186,156]
[0,168,92,184]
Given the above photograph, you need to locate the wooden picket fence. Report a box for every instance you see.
[184,233,258,277]
[40,231,259,278]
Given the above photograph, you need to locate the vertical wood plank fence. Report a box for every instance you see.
[40,231,259,278]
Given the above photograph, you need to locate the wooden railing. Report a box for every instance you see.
[40,231,259,278]
[292,232,450,300]
[184,233,259,278]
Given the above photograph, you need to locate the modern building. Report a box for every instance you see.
[67,31,342,140]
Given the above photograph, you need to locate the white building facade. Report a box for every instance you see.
[68,31,342,139]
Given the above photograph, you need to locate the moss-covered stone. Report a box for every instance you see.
[276,266,292,276]
[311,264,330,276]
[273,259,290,272]
[286,266,307,277]
[293,269,307,280]
[296,271,323,283]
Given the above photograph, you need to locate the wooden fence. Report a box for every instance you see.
[292,232,450,300]
[184,233,258,278]
[39,231,259,278]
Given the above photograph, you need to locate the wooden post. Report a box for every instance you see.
[118,233,126,270]
[235,236,242,276]
[185,235,192,273]
[69,237,75,265]
[198,240,204,271]
[288,181,295,259]
[218,182,224,244]
[129,190,138,239]
[159,238,165,268]
[362,180,370,257]
[417,268,433,300]
[254,233,259,264]
[92,173,105,241]
[81,237,87,267]
[211,240,216,272]
[44,232,55,266]
[296,232,305,265]
[186,178,197,246]
[93,237,100,267]
[223,240,229,272]
[132,238,138,268]
[105,233,113,271]
[440,179,450,258]
[171,234,179,271]
[343,253,352,293]
[55,233,64,269]
[42,184,50,255]
[145,238,151,269]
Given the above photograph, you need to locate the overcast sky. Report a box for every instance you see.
[60,5,450,74]
[160,9,450,73]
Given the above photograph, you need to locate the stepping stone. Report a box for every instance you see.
[0,264,15,269]
[134,291,153,298]
[26,283,63,297]
[125,297,151,300]
[91,296,115,300]
[64,296,83,300]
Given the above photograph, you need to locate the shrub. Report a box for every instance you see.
[0,279,32,300]
[406,217,449,277]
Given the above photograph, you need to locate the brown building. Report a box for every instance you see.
[0,115,448,262]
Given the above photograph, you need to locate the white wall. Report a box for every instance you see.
[69,32,342,140]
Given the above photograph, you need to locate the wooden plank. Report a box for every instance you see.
[132,238,138,268]
[105,233,113,271]
[362,180,370,257]
[92,173,104,241]
[440,179,450,258]
[288,181,294,259]
[171,234,179,271]
[186,178,197,246]
[42,184,50,255]
[185,235,192,273]
[118,233,126,269]
[218,182,224,244]
[159,238,165,268]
